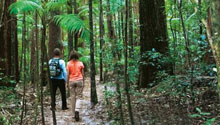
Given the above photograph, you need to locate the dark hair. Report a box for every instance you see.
[54,48,61,56]
[69,50,79,60]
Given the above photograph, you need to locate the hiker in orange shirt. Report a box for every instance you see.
[67,50,84,121]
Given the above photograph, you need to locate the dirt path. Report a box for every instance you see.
[44,77,108,125]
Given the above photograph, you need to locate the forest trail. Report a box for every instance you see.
[44,77,108,125]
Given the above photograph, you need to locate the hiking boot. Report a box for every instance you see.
[75,111,79,121]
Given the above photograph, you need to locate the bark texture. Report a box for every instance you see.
[89,0,98,105]
[139,0,169,88]
[49,11,62,59]
[0,0,19,85]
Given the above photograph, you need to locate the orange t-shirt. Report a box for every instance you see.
[67,60,84,82]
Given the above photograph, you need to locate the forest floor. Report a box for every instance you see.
[1,75,220,124]
[44,76,109,125]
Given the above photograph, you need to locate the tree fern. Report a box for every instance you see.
[78,5,99,17]
[53,14,89,41]
[46,0,67,11]
[9,0,42,15]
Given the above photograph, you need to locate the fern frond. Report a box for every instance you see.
[46,0,67,11]
[9,0,42,15]
[53,14,89,41]
[78,5,99,17]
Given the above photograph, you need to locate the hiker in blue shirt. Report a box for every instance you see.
[49,48,68,110]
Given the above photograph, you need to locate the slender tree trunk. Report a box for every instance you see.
[43,16,57,124]
[198,0,202,37]
[121,0,125,43]
[10,0,19,82]
[116,74,124,124]
[117,12,122,60]
[41,15,47,125]
[178,0,195,102]
[118,11,121,40]
[203,0,220,101]
[74,0,78,51]
[115,12,124,123]
[68,0,73,56]
[169,0,177,77]
[20,13,26,125]
[124,0,134,124]
[89,0,98,105]
[114,11,124,124]
[178,0,191,69]
[34,12,41,125]
[40,15,47,125]
[128,0,134,58]
[106,0,116,58]
[31,28,36,87]
[99,0,104,82]
[14,15,19,83]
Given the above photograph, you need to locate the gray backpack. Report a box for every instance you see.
[49,58,61,77]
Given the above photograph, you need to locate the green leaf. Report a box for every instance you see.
[190,114,201,118]
[205,118,216,125]
[53,14,89,41]
[9,0,42,14]
[46,0,67,11]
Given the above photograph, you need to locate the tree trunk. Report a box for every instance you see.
[31,28,36,86]
[43,17,57,125]
[139,0,170,88]
[20,13,27,125]
[198,0,202,36]
[128,0,134,58]
[10,0,19,82]
[124,0,134,124]
[99,0,104,82]
[89,0,98,105]
[169,0,177,78]
[115,11,124,125]
[106,0,116,58]
[67,0,74,56]
[49,11,62,59]
[0,0,18,85]
[40,15,47,125]
[203,0,220,101]
[178,0,191,69]
[74,0,78,51]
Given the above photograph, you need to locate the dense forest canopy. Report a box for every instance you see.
[0,0,220,124]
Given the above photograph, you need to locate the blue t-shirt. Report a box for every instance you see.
[49,58,67,82]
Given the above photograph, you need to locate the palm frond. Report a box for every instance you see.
[78,5,99,17]
[46,0,67,11]
[9,0,42,15]
[53,14,89,41]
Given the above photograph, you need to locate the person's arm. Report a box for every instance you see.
[82,68,85,88]
[62,60,67,82]
[81,62,85,93]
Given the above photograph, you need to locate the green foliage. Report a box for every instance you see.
[205,118,216,125]
[0,116,10,125]
[45,0,67,11]
[0,76,16,86]
[0,87,21,125]
[78,5,99,17]
[190,107,216,125]
[9,0,42,14]
[53,14,90,41]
